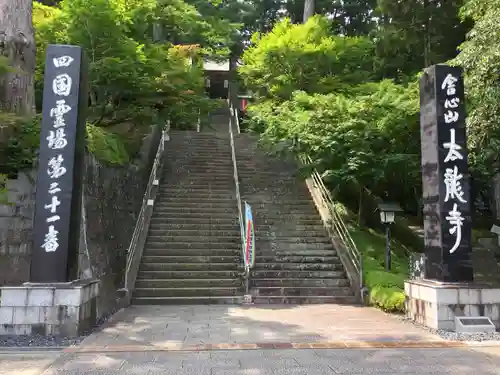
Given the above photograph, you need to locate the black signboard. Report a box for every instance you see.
[420,64,473,282]
[30,45,88,283]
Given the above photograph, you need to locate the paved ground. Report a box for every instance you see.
[3,304,500,374]
[0,352,60,375]
[4,347,499,375]
[78,304,441,349]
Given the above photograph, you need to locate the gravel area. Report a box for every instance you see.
[0,308,118,348]
[396,314,500,342]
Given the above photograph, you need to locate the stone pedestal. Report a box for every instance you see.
[405,279,500,330]
[0,279,99,336]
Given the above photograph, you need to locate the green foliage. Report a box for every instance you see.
[373,0,469,80]
[86,125,130,165]
[35,0,212,132]
[246,80,420,204]
[453,0,500,179]
[349,224,409,312]
[0,174,7,204]
[239,16,375,99]
[1,0,239,171]
[0,116,41,176]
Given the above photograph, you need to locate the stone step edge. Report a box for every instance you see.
[63,340,481,354]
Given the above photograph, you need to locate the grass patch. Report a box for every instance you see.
[348,224,411,313]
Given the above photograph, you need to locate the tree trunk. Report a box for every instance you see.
[0,0,36,140]
[303,0,315,23]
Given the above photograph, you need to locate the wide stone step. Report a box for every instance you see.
[153,207,238,215]
[166,160,233,166]
[159,187,234,194]
[149,223,239,231]
[254,286,353,297]
[244,213,322,221]
[253,255,340,263]
[171,167,234,173]
[252,278,349,288]
[136,278,242,289]
[162,177,234,184]
[257,243,334,251]
[131,296,242,305]
[255,237,331,244]
[144,248,241,257]
[148,230,240,238]
[156,195,236,204]
[250,207,319,214]
[255,250,337,257]
[134,287,242,298]
[146,241,240,250]
[140,263,239,271]
[252,231,329,238]
[149,217,238,225]
[250,270,344,279]
[252,218,324,225]
[253,295,358,305]
[154,202,237,210]
[137,270,240,279]
[165,171,235,178]
[165,154,233,160]
[164,150,231,155]
[142,255,240,264]
[253,263,343,271]
[162,179,235,186]
[158,187,234,196]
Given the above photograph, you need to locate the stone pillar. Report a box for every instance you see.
[420,64,473,282]
[31,45,88,283]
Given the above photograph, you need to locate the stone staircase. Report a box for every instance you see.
[132,129,243,305]
[235,133,357,304]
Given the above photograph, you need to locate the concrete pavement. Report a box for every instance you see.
[2,304,500,374]
[77,304,442,350]
[36,347,500,374]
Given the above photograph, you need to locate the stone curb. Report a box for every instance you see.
[0,346,66,353]
[62,340,500,353]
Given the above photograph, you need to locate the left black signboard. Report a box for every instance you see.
[31,44,88,283]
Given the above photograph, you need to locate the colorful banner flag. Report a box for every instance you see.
[244,201,255,269]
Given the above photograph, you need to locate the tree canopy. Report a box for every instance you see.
[0,0,498,217]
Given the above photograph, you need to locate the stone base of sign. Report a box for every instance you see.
[0,279,99,336]
[405,279,500,330]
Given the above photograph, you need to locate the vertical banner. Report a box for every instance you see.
[420,64,473,282]
[31,45,88,283]
[244,201,255,269]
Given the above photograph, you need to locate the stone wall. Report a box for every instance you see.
[0,172,35,285]
[0,124,163,318]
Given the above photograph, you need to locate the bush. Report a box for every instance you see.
[86,125,130,165]
[349,224,409,312]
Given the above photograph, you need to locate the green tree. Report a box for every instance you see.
[453,0,500,177]
[373,0,470,80]
[239,16,376,100]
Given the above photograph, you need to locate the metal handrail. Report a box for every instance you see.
[301,155,364,300]
[234,106,241,134]
[196,109,201,132]
[228,96,248,293]
[123,122,168,293]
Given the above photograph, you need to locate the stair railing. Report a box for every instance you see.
[228,100,248,295]
[120,121,169,302]
[301,155,365,302]
[196,109,201,132]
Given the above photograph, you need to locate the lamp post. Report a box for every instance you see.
[377,203,403,271]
